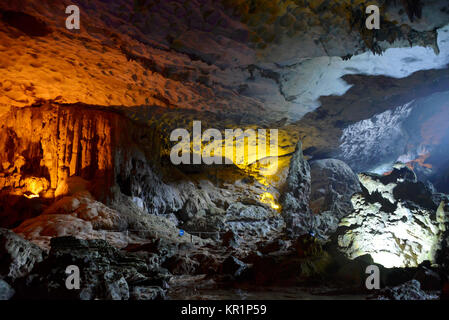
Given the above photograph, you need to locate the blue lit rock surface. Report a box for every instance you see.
[337,164,449,268]
[0,279,14,300]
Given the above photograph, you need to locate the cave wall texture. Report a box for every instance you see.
[0,0,448,160]
[0,0,449,288]
[0,0,448,119]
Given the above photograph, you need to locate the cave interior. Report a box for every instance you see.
[0,0,449,301]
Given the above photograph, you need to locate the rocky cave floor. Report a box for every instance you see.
[1,143,448,300]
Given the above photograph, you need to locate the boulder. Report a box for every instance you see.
[372,280,439,300]
[181,202,283,240]
[130,286,165,300]
[222,230,241,248]
[0,228,44,280]
[225,202,282,237]
[297,159,362,239]
[0,279,14,300]
[192,252,221,275]
[180,208,225,240]
[162,255,199,275]
[177,184,214,221]
[222,256,248,278]
[14,193,128,250]
[17,237,168,300]
[104,274,130,300]
[310,159,361,217]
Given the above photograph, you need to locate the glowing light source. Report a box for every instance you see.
[22,177,49,199]
[370,252,405,269]
[260,192,281,211]
[23,193,39,199]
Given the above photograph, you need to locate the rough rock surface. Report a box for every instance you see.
[163,255,200,276]
[12,184,199,251]
[0,0,447,195]
[130,286,165,300]
[308,159,361,237]
[0,104,149,191]
[372,279,439,300]
[17,237,169,300]
[224,203,283,237]
[0,102,288,253]
[14,190,127,249]
[281,141,312,237]
[0,103,207,245]
[337,164,449,268]
[335,93,449,184]
[0,102,286,245]
[310,159,361,215]
[1,0,446,120]
[104,275,130,300]
[181,200,283,240]
[338,102,413,172]
[222,256,248,278]
[0,279,14,300]
[0,228,44,280]
[0,102,188,233]
[0,0,448,302]
[222,230,241,248]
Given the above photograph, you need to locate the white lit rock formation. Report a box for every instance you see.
[337,164,449,268]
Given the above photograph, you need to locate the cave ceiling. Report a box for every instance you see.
[0,0,448,169]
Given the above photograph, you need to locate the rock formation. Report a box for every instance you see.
[309,159,361,236]
[0,228,44,281]
[372,279,439,300]
[0,102,189,225]
[0,279,14,300]
[0,227,44,300]
[281,141,312,237]
[15,236,169,300]
[337,164,449,268]
[281,147,362,239]
[310,159,361,216]
[0,102,158,197]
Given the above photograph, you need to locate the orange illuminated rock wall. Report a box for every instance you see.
[0,102,161,198]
